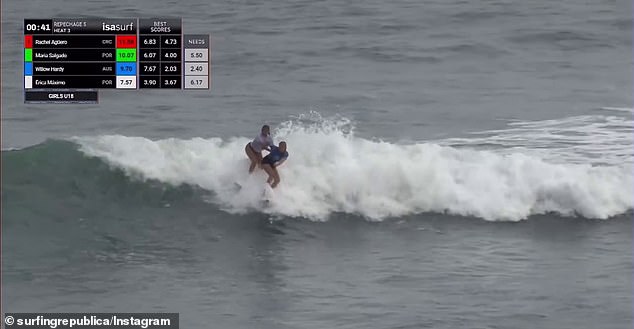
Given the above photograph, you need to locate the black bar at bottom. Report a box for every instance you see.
[25,90,98,104]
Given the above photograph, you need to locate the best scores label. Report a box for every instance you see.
[138,18,182,89]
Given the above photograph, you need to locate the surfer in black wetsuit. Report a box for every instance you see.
[261,141,288,188]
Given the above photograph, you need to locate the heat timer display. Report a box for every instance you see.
[23,18,210,103]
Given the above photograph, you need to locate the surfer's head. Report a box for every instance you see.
[278,141,287,152]
[261,125,270,136]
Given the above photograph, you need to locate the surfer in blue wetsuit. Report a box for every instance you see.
[245,125,275,173]
[261,141,288,188]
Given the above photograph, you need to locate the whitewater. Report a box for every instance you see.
[73,113,633,222]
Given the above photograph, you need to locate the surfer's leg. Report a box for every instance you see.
[253,153,263,172]
[271,168,281,188]
[262,164,276,186]
[245,143,260,173]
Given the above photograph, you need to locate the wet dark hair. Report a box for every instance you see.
[261,125,270,132]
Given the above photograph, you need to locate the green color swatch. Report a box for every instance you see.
[116,49,137,62]
[24,48,32,62]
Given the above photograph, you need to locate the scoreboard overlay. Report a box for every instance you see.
[23,18,210,104]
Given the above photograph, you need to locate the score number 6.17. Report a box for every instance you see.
[190,79,204,86]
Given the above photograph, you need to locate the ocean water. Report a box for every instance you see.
[2,0,632,328]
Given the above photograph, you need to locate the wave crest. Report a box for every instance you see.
[74,115,633,221]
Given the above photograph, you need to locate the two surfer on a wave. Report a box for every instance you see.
[244,125,288,188]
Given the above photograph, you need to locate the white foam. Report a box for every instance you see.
[74,115,633,222]
[438,115,634,166]
[599,106,634,113]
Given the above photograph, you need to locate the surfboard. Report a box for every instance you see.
[262,185,274,205]
[233,181,271,206]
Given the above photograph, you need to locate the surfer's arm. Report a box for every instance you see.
[273,157,287,168]
[266,142,279,153]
